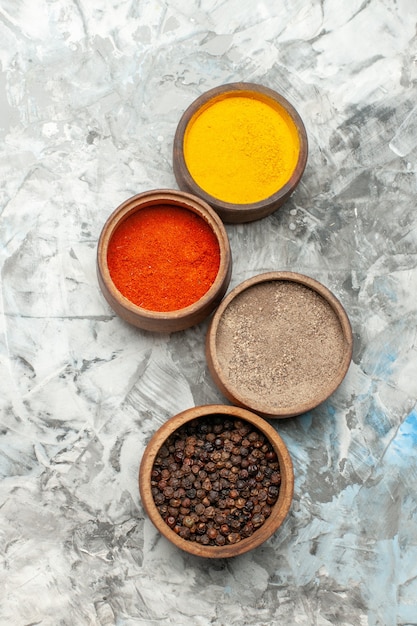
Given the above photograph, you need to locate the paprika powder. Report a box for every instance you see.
[107,205,221,312]
[183,92,300,205]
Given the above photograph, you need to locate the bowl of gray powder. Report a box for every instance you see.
[206,272,353,418]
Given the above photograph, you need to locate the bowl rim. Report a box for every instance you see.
[206,272,353,418]
[96,188,232,324]
[173,82,308,223]
[138,403,294,559]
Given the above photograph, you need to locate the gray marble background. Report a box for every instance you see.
[1,1,417,625]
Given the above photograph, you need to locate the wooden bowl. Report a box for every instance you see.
[206,272,353,418]
[173,82,308,223]
[97,189,232,332]
[139,404,294,558]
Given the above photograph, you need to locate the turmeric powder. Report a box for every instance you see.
[183,93,300,205]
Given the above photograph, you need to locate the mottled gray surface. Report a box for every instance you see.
[1,1,417,625]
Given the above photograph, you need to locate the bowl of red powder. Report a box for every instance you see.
[206,272,353,418]
[139,404,294,558]
[97,189,232,332]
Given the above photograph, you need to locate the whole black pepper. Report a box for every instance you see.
[151,416,281,546]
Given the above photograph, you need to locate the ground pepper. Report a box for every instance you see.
[184,93,300,204]
[107,205,220,312]
[215,280,345,409]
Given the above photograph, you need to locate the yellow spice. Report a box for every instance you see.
[184,93,300,205]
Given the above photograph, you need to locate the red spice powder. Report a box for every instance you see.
[107,205,221,312]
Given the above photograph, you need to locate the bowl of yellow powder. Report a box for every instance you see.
[173,83,308,224]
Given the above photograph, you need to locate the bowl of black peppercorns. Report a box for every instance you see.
[139,404,294,558]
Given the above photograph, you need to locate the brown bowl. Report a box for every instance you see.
[139,404,294,558]
[206,272,353,418]
[173,82,308,223]
[97,189,232,332]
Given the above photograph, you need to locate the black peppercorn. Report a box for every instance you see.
[207,527,218,540]
[150,415,281,547]
[252,513,265,528]
[268,485,279,498]
[179,527,191,540]
[154,492,165,505]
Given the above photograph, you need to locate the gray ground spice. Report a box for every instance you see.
[215,281,346,409]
